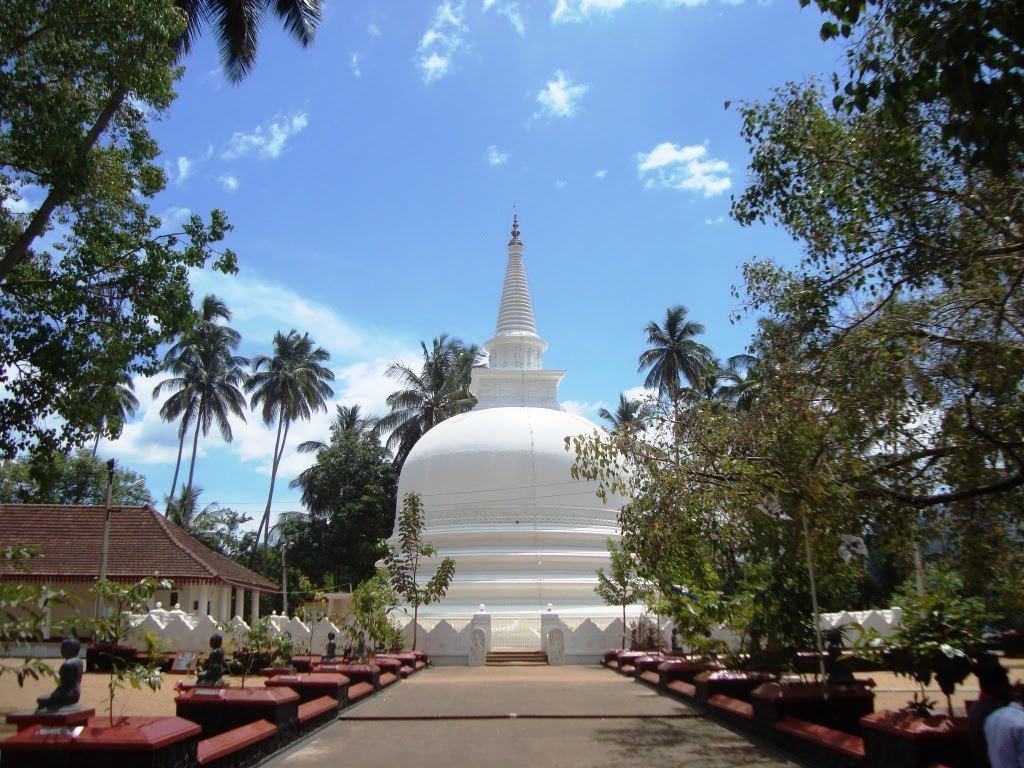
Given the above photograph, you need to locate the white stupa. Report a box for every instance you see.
[394,216,624,616]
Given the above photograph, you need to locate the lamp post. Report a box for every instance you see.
[96,462,145,618]
[96,459,116,619]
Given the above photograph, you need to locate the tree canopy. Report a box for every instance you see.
[1,0,237,458]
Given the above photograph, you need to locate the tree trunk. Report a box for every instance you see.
[166,424,187,514]
[622,604,626,650]
[256,417,288,569]
[182,409,203,528]
[0,85,128,282]
[412,602,419,651]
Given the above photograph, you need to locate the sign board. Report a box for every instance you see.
[171,652,198,672]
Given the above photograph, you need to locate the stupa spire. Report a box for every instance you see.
[495,214,538,337]
[470,215,565,409]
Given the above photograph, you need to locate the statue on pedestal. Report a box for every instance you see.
[36,637,83,711]
[321,631,337,662]
[196,633,225,685]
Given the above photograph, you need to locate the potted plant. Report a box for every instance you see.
[855,580,987,768]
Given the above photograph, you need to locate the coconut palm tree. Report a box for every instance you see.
[376,335,481,469]
[598,394,646,436]
[4,0,323,280]
[297,404,376,455]
[89,373,140,455]
[719,353,764,412]
[154,294,241,507]
[247,330,335,561]
[637,306,712,401]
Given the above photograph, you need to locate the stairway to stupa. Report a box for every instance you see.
[485,649,548,666]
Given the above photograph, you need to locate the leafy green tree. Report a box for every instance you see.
[377,335,480,469]
[732,71,1024,615]
[2,0,322,279]
[804,0,1024,174]
[595,538,650,649]
[154,294,245,506]
[289,428,398,588]
[0,451,150,505]
[1,1,239,458]
[385,492,455,651]
[637,306,711,402]
[346,569,401,654]
[247,330,335,561]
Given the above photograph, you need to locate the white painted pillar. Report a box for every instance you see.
[237,589,248,621]
[218,586,230,622]
[251,591,260,624]
[197,584,210,617]
[178,585,192,612]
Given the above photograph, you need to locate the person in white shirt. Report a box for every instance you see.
[986,683,1024,768]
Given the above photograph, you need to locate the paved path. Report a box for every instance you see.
[268,666,799,768]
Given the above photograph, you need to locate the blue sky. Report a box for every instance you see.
[100,0,843,522]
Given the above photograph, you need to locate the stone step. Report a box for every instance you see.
[486,650,548,666]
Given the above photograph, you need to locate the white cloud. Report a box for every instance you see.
[176,156,193,185]
[636,141,731,197]
[222,113,309,160]
[417,2,468,84]
[368,23,382,38]
[484,1,525,35]
[350,53,361,77]
[552,0,710,24]
[594,168,607,179]
[562,400,604,422]
[485,145,509,166]
[554,179,567,188]
[535,70,589,119]
[2,194,34,215]
[219,175,239,192]
[158,206,192,230]
[705,215,726,225]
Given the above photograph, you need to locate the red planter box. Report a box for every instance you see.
[859,710,970,768]
[0,716,199,768]
[751,680,876,735]
[264,672,351,705]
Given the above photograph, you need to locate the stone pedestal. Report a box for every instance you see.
[5,707,95,733]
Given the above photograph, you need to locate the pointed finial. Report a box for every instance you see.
[509,212,521,246]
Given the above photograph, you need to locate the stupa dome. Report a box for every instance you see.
[392,215,625,615]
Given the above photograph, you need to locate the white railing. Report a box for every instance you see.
[490,617,541,649]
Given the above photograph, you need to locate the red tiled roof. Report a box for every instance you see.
[0,504,277,592]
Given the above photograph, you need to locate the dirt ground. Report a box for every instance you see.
[3,656,1024,741]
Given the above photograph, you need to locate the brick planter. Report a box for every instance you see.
[659,660,725,690]
[751,679,875,736]
[0,715,199,768]
[859,710,970,768]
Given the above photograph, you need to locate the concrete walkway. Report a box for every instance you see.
[267,666,799,768]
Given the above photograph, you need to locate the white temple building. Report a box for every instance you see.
[393,217,627,630]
